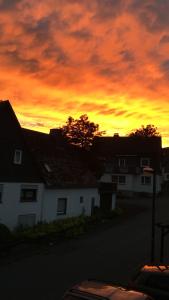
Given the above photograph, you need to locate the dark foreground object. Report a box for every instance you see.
[130,265,169,300]
[63,279,153,299]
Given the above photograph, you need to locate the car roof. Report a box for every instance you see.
[70,280,150,299]
[141,265,169,274]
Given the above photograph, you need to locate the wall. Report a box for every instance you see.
[43,188,100,223]
[0,182,44,230]
[100,173,162,194]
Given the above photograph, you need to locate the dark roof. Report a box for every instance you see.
[92,136,162,171]
[23,128,97,188]
[93,136,162,156]
[0,100,42,182]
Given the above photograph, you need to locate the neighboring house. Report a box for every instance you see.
[92,134,162,197]
[23,128,102,223]
[0,100,43,229]
[162,147,169,182]
[0,100,116,229]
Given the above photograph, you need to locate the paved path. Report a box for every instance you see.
[0,196,169,300]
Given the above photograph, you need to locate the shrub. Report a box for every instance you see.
[0,223,12,243]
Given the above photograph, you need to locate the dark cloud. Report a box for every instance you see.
[43,45,68,65]
[160,35,169,44]
[99,67,115,77]
[4,50,40,73]
[160,59,169,77]
[129,0,169,32]
[23,17,51,45]
[70,29,92,40]
[0,0,22,11]
[94,0,125,21]
[120,50,134,62]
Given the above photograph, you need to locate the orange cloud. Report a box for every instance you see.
[0,0,169,146]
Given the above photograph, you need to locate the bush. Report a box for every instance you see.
[0,223,12,243]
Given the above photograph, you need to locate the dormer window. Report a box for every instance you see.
[14,150,22,165]
[141,157,150,167]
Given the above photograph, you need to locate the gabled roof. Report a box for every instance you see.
[0,100,42,182]
[23,128,97,188]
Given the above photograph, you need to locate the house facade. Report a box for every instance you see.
[0,101,116,230]
[93,135,162,197]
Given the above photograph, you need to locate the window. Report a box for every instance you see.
[141,176,151,185]
[112,175,126,185]
[119,175,126,185]
[119,158,126,168]
[18,214,36,228]
[57,198,67,215]
[80,196,84,204]
[14,149,22,164]
[20,186,37,202]
[140,157,150,167]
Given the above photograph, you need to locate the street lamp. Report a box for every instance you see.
[143,166,156,263]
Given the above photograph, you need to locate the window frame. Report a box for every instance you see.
[57,198,67,215]
[18,213,36,228]
[141,176,151,185]
[118,175,126,185]
[14,149,22,165]
[20,187,37,202]
[112,175,126,185]
[118,158,126,168]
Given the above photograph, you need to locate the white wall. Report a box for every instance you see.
[43,188,100,223]
[100,173,162,194]
[0,182,44,230]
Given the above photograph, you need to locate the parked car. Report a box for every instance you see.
[63,279,153,299]
[130,265,169,300]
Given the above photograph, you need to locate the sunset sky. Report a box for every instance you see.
[1,0,169,146]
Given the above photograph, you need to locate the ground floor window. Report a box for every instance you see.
[112,175,126,185]
[0,184,3,203]
[57,198,67,215]
[20,185,38,202]
[18,214,36,228]
[141,176,151,185]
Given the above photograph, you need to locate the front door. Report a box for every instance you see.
[100,192,112,212]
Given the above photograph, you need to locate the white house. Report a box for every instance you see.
[93,135,162,197]
[0,101,116,230]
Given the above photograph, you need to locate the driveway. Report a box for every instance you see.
[0,195,169,300]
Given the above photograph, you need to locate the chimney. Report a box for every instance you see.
[113,133,119,137]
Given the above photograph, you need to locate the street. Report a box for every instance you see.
[0,195,169,300]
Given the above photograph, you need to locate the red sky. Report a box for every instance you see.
[1,0,169,146]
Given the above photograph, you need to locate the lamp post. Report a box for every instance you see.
[143,166,156,263]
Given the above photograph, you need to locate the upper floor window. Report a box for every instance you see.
[20,185,37,202]
[140,157,150,167]
[119,175,126,185]
[0,184,3,203]
[14,149,22,165]
[119,158,126,168]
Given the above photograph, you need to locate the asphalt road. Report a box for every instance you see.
[0,195,169,300]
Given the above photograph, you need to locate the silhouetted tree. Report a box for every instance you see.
[129,124,160,137]
[61,114,105,149]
